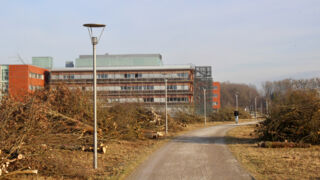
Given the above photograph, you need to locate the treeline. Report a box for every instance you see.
[262,78,320,102]
[220,82,261,110]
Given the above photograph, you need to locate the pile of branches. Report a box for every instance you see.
[257,90,320,144]
[99,103,164,140]
[0,85,164,178]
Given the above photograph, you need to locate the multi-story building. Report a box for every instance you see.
[32,56,53,70]
[8,65,48,98]
[212,82,221,111]
[50,67,212,113]
[50,65,194,109]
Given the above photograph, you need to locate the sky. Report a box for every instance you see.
[0,0,319,84]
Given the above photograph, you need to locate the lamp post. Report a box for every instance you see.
[235,93,239,124]
[203,88,206,126]
[254,96,257,120]
[165,79,168,134]
[83,23,105,169]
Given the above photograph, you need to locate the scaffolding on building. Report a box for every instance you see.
[194,66,213,115]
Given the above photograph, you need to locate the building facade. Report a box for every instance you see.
[8,65,48,97]
[50,65,197,110]
[212,82,221,111]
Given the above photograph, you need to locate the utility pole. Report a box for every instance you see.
[165,79,168,134]
[266,99,269,115]
[204,88,206,126]
[235,94,238,111]
[254,97,257,120]
[235,93,239,124]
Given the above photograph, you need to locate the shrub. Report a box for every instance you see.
[257,90,320,144]
[209,106,251,121]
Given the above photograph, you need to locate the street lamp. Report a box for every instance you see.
[83,23,106,169]
[165,79,168,134]
[235,93,239,124]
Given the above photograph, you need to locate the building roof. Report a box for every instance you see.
[75,53,163,67]
[51,64,195,72]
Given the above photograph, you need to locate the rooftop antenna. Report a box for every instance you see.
[17,54,26,64]
[8,53,27,64]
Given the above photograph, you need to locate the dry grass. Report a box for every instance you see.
[226,124,320,180]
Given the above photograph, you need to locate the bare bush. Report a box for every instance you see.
[209,106,251,121]
[257,90,320,144]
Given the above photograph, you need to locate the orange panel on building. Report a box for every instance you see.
[212,81,221,110]
[9,65,48,97]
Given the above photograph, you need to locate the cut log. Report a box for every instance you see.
[17,154,24,160]
[258,141,311,148]
[157,132,165,137]
[4,169,38,177]
[98,146,107,154]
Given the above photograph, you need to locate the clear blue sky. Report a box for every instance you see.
[0,0,319,84]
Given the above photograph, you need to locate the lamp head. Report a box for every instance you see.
[83,23,106,45]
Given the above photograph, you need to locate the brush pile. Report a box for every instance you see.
[257,90,320,144]
[0,85,165,178]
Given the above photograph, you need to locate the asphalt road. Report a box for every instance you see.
[127,122,257,180]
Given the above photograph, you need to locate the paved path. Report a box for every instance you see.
[127,122,257,180]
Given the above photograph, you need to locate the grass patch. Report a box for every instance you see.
[226,124,320,180]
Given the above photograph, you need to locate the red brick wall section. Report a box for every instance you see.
[9,65,48,98]
[212,82,221,109]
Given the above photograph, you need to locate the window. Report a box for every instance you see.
[135,73,142,78]
[167,97,188,102]
[124,73,135,79]
[177,73,188,78]
[29,72,44,80]
[29,85,42,91]
[144,85,154,90]
[213,94,218,97]
[143,98,154,102]
[213,86,218,90]
[98,74,108,79]
[167,85,177,90]
[63,75,74,79]
[2,69,8,81]
[213,102,218,105]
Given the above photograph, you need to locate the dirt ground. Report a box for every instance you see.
[226,124,320,180]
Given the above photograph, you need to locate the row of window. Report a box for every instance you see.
[68,85,189,91]
[29,85,43,91]
[143,97,189,103]
[29,72,44,80]
[52,72,189,80]
[106,97,189,103]
[121,85,154,90]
